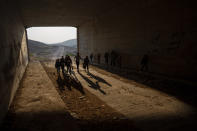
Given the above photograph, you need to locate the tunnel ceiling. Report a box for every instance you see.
[18,0,124,27]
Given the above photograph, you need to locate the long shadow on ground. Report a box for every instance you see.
[78,72,106,95]
[87,72,112,87]
[93,64,197,107]
[33,61,197,131]
[56,71,85,95]
[38,62,140,131]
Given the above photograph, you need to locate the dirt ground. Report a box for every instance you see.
[1,60,79,131]
[41,62,138,131]
[43,60,197,131]
[1,59,138,131]
[1,58,197,131]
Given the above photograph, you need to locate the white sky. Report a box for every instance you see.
[27,27,77,44]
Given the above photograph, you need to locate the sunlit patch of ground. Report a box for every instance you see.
[44,60,197,131]
[41,62,139,131]
[1,59,139,131]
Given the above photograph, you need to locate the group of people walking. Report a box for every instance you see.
[55,53,90,75]
[89,51,121,68]
[55,51,149,77]
[55,55,72,75]
[89,51,149,72]
[75,53,90,72]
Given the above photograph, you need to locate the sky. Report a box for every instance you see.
[27,27,77,44]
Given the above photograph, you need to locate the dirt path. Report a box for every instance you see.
[1,59,139,131]
[1,60,79,131]
[41,62,139,131]
[52,46,65,59]
[75,66,197,131]
[2,59,197,131]
[43,61,197,131]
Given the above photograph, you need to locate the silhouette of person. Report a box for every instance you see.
[60,56,65,74]
[84,56,90,72]
[55,59,61,75]
[111,51,117,66]
[64,55,68,68]
[65,55,72,75]
[141,54,149,71]
[98,53,101,64]
[104,52,109,65]
[75,53,81,71]
[90,53,93,63]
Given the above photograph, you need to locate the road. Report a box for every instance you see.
[52,46,65,59]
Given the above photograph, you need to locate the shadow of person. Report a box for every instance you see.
[95,81,106,95]
[56,74,65,92]
[71,70,79,82]
[88,72,112,87]
[62,72,72,91]
[78,72,106,95]
[62,71,85,95]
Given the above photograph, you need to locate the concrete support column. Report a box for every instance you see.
[77,27,79,53]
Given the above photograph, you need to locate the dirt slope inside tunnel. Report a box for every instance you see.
[42,60,197,131]
[1,59,80,131]
[1,57,197,131]
[1,58,138,131]
[40,61,139,131]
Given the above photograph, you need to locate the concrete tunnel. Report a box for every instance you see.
[0,0,197,123]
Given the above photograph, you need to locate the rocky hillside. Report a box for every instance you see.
[51,39,77,48]
[28,40,77,60]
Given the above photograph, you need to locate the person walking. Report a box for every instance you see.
[55,59,61,75]
[90,53,93,64]
[98,53,101,64]
[60,56,65,74]
[110,51,114,66]
[140,54,149,71]
[104,52,109,65]
[65,55,72,75]
[75,53,81,71]
[84,56,90,72]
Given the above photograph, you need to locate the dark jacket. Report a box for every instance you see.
[65,57,72,66]
[55,61,60,68]
[60,58,65,66]
[84,57,89,65]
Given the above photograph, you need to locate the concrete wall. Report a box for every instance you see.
[0,1,28,123]
[78,0,197,81]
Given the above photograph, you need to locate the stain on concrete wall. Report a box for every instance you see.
[0,1,28,123]
[78,0,197,81]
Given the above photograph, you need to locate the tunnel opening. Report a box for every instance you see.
[26,27,77,61]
